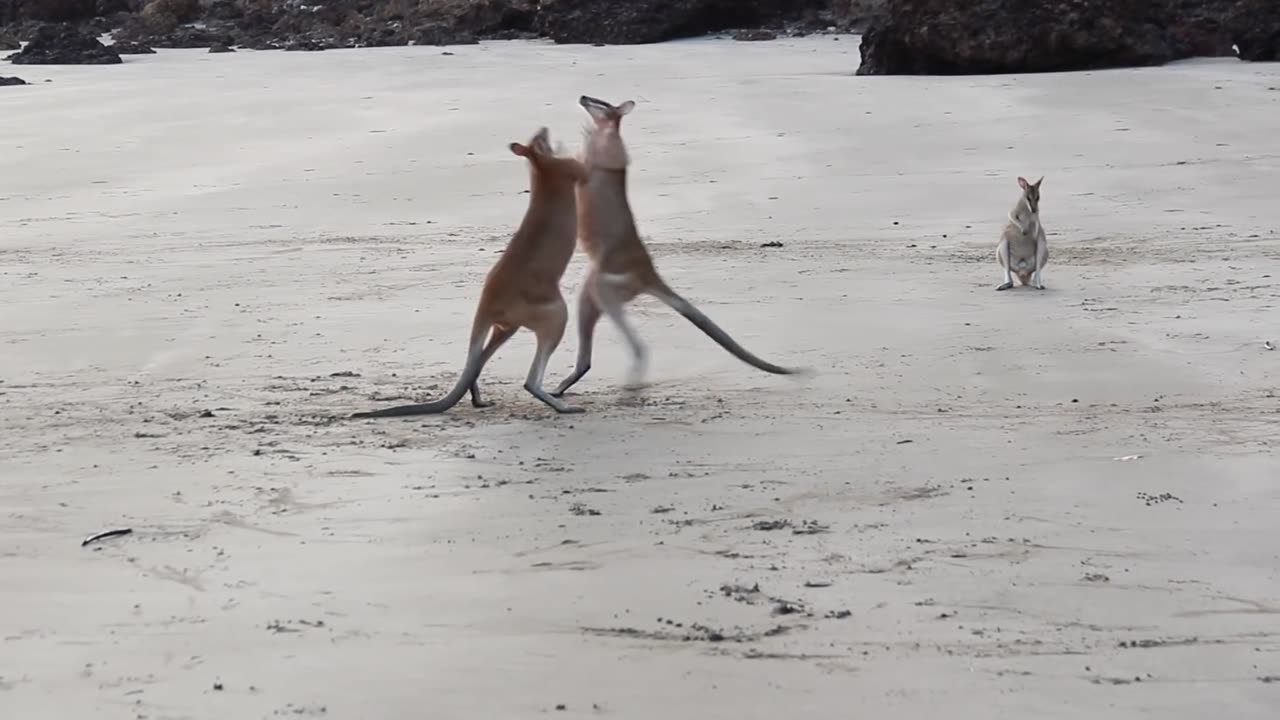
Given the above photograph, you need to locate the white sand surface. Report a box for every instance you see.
[2,36,1279,718]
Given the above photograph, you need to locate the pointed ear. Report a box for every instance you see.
[1033,176,1043,188]
[1017,176,1029,190]
[617,100,635,116]
[509,142,529,157]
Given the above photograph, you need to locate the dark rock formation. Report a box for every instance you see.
[858,0,1280,75]
[0,30,20,49]
[8,0,101,24]
[1228,0,1280,61]
[535,0,827,45]
[3,0,884,51]
[8,22,121,63]
[858,1,1179,75]
[111,39,154,52]
[734,28,778,41]
[207,42,232,52]
[0,74,27,84]
[7,0,1265,66]
[114,13,234,47]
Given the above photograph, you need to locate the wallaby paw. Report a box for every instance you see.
[995,282,1014,291]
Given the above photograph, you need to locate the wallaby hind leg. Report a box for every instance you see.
[469,325,518,408]
[551,283,603,398]
[996,239,1014,291]
[596,276,649,393]
[523,300,584,414]
[1031,239,1048,290]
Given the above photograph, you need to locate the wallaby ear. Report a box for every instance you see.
[509,142,529,157]
[1033,176,1044,188]
[617,100,635,116]
[1017,176,1029,190]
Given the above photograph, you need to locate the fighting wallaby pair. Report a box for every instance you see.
[352,98,805,419]
[996,175,1049,291]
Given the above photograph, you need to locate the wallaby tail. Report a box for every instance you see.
[351,318,489,419]
[647,281,800,376]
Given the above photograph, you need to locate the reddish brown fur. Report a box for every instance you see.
[352,127,588,418]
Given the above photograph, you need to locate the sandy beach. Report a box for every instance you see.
[2,35,1279,718]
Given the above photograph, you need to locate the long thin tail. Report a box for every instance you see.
[648,282,799,376]
[351,320,489,419]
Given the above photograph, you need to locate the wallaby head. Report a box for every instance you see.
[578,95,635,171]
[1017,175,1044,214]
[510,126,585,186]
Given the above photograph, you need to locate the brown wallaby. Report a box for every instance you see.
[996,175,1048,291]
[352,127,588,418]
[551,95,807,397]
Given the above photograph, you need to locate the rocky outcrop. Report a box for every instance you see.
[7,0,1265,66]
[1227,0,1280,61]
[0,74,27,84]
[110,39,155,52]
[535,0,827,45]
[858,0,1279,75]
[858,0,1178,75]
[8,22,122,63]
[2,0,882,52]
[0,30,21,49]
[7,0,101,24]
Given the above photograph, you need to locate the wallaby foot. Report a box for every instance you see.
[996,281,1014,291]
[526,380,584,413]
[524,300,585,414]
[467,325,517,408]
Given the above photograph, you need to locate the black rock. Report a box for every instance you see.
[413,22,480,46]
[9,23,122,65]
[1228,0,1280,61]
[857,0,1280,75]
[111,40,156,54]
[208,43,234,53]
[536,0,824,45]
[0,32,21,51]
[0,76,29,86]
[10,0,100,24]
[283,37,334,52]
[733,28,778,41]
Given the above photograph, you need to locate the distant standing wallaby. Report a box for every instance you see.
[996,175,1048,291]
[550,95,808,397]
